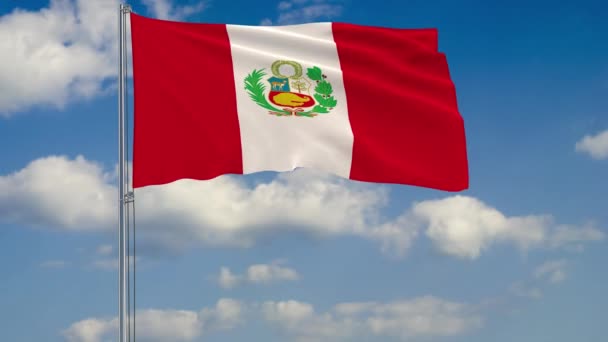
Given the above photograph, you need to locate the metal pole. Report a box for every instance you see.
[118,3,130,342]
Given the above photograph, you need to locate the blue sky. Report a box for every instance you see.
[1,0,607,341]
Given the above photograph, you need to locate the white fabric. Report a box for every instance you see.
[226,23,353,177]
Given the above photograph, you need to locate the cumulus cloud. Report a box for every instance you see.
[217,260,300,289]
[0,0,118,115]
[260,0,343,25]
[65,296,481,342]
[262,296,483,341]
[1,155,604,259]
[576,129,608,160]
[218,267,241,289]
[64,318,111,342]
[133,167,388,250]
[63,298,243,342]
[0,155,115,230]
[247,261,299,284]
[141,0,207,21]
[0,155,396,254]
[200,298,244,330]
[413,196,548,259]
[366,213,420,258]
[412,196,605,259]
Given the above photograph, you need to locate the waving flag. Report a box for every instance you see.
[130,13,469,191]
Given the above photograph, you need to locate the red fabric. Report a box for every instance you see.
[332,23,469,191]
[131,13,243,188]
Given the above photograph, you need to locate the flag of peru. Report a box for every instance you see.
[130,13,469,192]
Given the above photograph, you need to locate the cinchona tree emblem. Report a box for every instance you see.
[244,60,337,117]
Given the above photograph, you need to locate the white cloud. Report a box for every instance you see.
[218,266,241,289]
[576,129,608,160]
[0,155,394,253]
[262,296,483,341]
[217,260,300,289]
[263,300,314,323]
[247,262,300,284]
[366,213,420,258]
[66,296,480,342]
[40,260,68,269]
[141,0,207,21]
[414,196,548,259]
[0,0,118,115]
[134,168,387,249]
[412,196,604,259]
[63,298,243,342]
[200,298,244,330]
[534,259,568,284]
[0,155,115,230]
[262,300,341,341]
[262,0,343,25]
[132,309,202,341]
[364,297,483,338]
[2,156,604,259]
[63,318,113,342]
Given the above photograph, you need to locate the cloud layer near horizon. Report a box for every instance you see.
[64,296,482,342]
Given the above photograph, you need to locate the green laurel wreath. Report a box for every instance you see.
[305,66,337,115]
[244,66,337,117]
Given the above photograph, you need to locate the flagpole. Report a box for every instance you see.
[118,3,131,342]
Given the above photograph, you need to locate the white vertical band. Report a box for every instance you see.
[226,23,353,178]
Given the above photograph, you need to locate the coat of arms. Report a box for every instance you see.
[244,60,337,117]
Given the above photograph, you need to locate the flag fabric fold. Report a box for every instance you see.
[130,13,469,191]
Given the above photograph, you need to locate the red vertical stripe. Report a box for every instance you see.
[332,23,469,191]
[131,14,243,188]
